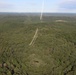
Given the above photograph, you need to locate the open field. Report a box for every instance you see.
[0,13,76,75]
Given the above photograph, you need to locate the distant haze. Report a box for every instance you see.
[0,13,76,17]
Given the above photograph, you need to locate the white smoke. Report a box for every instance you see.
[40,0,45,21]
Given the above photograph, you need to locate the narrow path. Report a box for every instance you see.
[29,28,38,46]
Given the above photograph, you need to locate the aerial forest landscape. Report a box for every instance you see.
[0,0,76,75]
[0,13,76,75]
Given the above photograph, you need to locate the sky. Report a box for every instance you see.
[0,0,76,13]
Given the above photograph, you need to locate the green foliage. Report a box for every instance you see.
[0,14,76,75]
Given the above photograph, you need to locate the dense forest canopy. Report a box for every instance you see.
[0,13,76,75]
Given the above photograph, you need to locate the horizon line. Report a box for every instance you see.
[0,12,76,14]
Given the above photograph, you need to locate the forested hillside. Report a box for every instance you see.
[0,14,76,75]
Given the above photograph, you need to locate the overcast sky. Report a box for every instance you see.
[0,0,76,13]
